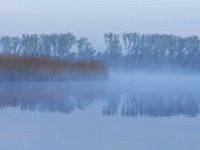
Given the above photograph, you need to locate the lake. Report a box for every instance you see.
[0,73,200,150]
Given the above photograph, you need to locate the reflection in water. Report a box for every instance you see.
[0,81,200,117]
[103,95,200,117]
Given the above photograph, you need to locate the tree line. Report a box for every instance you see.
[1,32,200,70]
[0,33,96,61]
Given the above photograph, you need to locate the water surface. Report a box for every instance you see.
[0,73,200,150]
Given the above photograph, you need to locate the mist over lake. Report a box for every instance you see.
[1,0,200,149]
[0,72,200,150]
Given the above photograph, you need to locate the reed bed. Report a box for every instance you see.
[0,54,108,80]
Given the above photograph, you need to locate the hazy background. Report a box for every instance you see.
[0,0,200,51]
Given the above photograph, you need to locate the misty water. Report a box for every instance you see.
[0,72,200,150]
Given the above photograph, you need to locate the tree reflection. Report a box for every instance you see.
[0,82,199,117]
[119,94,200,117]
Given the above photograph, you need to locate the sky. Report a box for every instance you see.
[0,0,200,50]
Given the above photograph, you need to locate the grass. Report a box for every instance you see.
[0,54,108,80]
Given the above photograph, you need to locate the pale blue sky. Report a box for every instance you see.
[0,0,200,50]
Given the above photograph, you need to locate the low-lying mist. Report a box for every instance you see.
[109,71,200,92]
[0,71,200,117]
